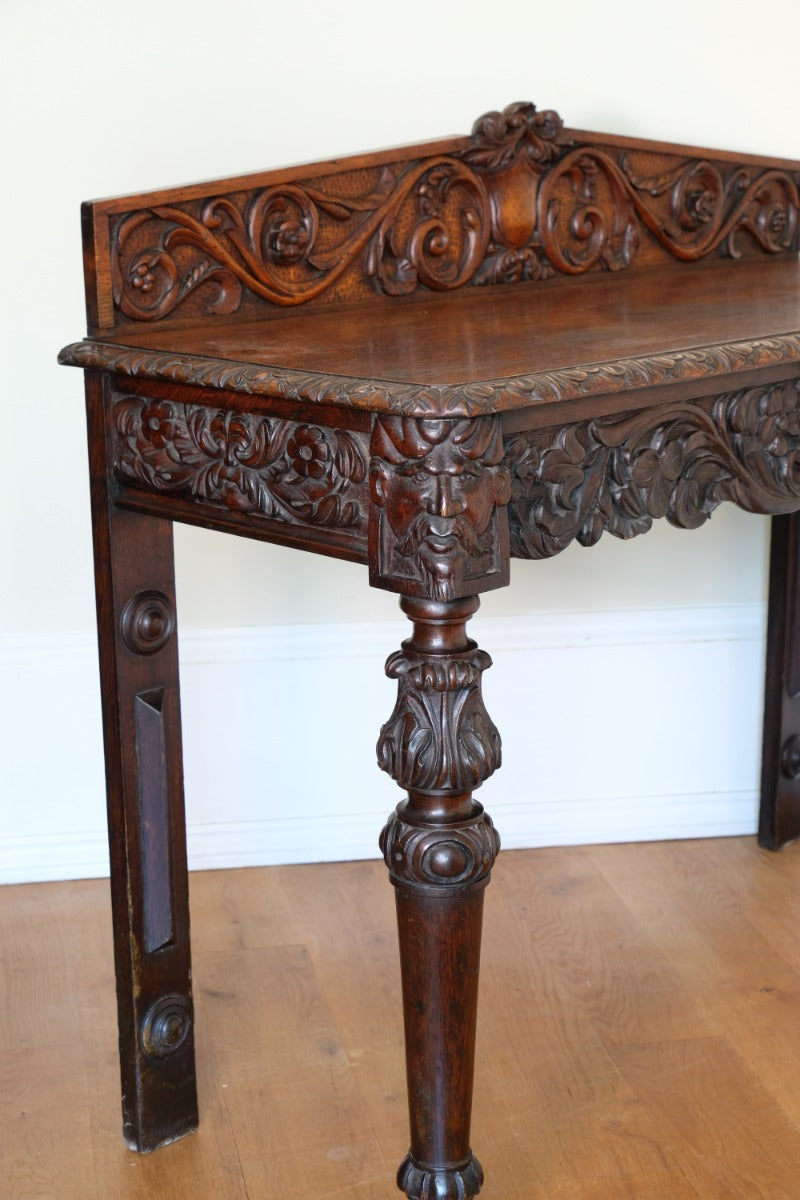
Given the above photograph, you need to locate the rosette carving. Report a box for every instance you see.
[377,645,501,795]
[380,806,500,891]
[113,395,369,534]
[120,589,175,655]
[462,101,572,173]
[140,994,192,1060]
[506,379,800,559]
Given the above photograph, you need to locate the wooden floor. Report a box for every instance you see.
[4,838,800,1198]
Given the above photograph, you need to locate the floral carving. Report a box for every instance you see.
[365,161,490,296]
[113,395,369,534]
[286,425,330,478]
[506,380,800,559]
[461,103,799,284]
[113,158,490,321]
[535,149,799,274]
[461,101,573,173]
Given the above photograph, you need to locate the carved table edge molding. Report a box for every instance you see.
[58,331,800,418]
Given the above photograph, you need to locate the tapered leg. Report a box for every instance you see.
[760,512,800,849]
[379,596,501,1200]
[86,374,198,1150]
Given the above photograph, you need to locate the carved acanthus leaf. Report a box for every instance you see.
[377,644,501,794]
[506,380,800,559]
[533,149,799,274]
[461,101,573,173]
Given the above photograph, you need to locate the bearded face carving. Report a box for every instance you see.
[369,416,511,599]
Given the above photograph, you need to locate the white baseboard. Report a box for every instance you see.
[0,604,766,884]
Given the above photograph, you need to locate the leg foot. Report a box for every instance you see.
[398,1151,484,1200]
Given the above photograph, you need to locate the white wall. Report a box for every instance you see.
[2,0,799,882]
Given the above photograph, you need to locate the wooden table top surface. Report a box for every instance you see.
[60,257,800,418]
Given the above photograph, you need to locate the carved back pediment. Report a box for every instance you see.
[81,101,800,334]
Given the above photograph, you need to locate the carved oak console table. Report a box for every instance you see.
[60,103,800,1198]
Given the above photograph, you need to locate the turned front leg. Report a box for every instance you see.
[379,596,501,1200]
[86,375,197,1151]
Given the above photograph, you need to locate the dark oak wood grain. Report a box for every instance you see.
[61,258,800,416]
[59,101,800,1199]
[85,374,197,1151]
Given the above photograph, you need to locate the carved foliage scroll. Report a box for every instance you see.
[112,394,369,537]
[113,158,490,321]
[109,102,800,323]
[466,102,798,281]
[506,379,800,559]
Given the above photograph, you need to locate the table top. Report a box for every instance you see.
[60,256,800,419]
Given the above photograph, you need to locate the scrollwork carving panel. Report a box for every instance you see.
[506,379,800,559]
[112,156,492,323]
[103,101,800,327]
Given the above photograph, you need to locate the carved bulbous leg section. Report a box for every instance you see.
[380,805,500,892]
[379,595,501,1200]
